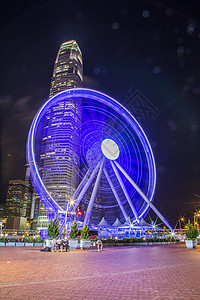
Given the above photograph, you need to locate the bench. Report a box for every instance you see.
[82,241,91,250]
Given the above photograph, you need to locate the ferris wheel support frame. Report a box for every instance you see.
[64,167,92,211]
[103,168,129,221]
[71,160,102,212]
[111,161,140,223]
[84,158,105,225]
[114,161,174,231]
[68,155,173,231]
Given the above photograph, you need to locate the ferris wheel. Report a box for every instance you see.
[27,88,173,231]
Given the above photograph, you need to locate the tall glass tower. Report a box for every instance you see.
[37,41,83,221]
[49,40,83,97]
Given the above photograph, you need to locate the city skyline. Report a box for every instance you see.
[0,1,199,227]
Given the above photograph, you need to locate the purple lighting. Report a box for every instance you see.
[27,88,160,227]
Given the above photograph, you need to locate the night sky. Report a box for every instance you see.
[0,0,199,227]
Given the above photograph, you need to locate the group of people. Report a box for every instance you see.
[41,237,70,252]
[51,237,70,252]
[41,237,103,252]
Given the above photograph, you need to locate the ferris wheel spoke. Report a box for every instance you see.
[84,158,105,225]
[103,167,129,221]
[72,159,102,212]
[110,161,139,223]
[65,167,92,211]
[114,161,174,231]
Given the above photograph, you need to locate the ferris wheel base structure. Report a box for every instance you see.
[27,88,174,233]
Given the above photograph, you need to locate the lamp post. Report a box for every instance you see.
[194,212,197,228]
[0,221,3,237]
[129,223,134,238]
[179,217,185,232]
[197,211,200,232]
[64,200,74,237]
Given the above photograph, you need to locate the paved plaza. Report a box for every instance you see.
[0,244,200,299]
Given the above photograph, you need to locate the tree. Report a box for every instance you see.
[70,219,79,238]
[81,223,89,239]
[47,214,60,238]
[185,220,198,240]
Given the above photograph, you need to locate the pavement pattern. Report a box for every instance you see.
[0,244,200,299]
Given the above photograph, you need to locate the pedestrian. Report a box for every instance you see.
[62,238,66,251]
[66,239,70,252]
[96,239,103,251]
[51,238,57,252]
[57,237,62,252]
[63,238,70,252]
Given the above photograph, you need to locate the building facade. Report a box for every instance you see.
[49,40,83,97]
[37,40,83,223]
[4,180,30,218]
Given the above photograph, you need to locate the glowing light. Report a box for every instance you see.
[27,88,156,223]
[142,10,150,18]
[101,139,119,160]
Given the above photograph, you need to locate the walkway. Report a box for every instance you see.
[0,244,200,299]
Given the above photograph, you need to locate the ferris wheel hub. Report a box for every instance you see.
[101,139,120,160]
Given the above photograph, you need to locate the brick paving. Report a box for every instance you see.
[0,244,200,299]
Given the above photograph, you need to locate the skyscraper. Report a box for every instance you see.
[38,40,83,221]
[49,40,83,97]
[4,180,30,218]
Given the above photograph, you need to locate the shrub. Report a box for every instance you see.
[147,238,154,243]
[132,238,138,243]
[153,237,161,242]
[81,223,90,239]
[129,238,137,243]
[137,237,146,243]
[47,214,60,238]
[35,236,43,243]
[163,237,170,242]
[70,219,79,239]
[170,237,176,242]
[6,237,17,242]
[185,220,198,240]
[0,237,9,243]
[101,239,113,244]
[118,239,124,244]
[24,236,34,243]
[123,238,129,243]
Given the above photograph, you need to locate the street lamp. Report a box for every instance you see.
[64,199,75,237]
[129,223,134,238]
[0,221,3,237]
[194,212,198,229]
[179,217,185,231]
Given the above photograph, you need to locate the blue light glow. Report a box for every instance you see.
[27,88,156,224]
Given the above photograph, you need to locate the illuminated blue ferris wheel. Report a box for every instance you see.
[27,88,173,231]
